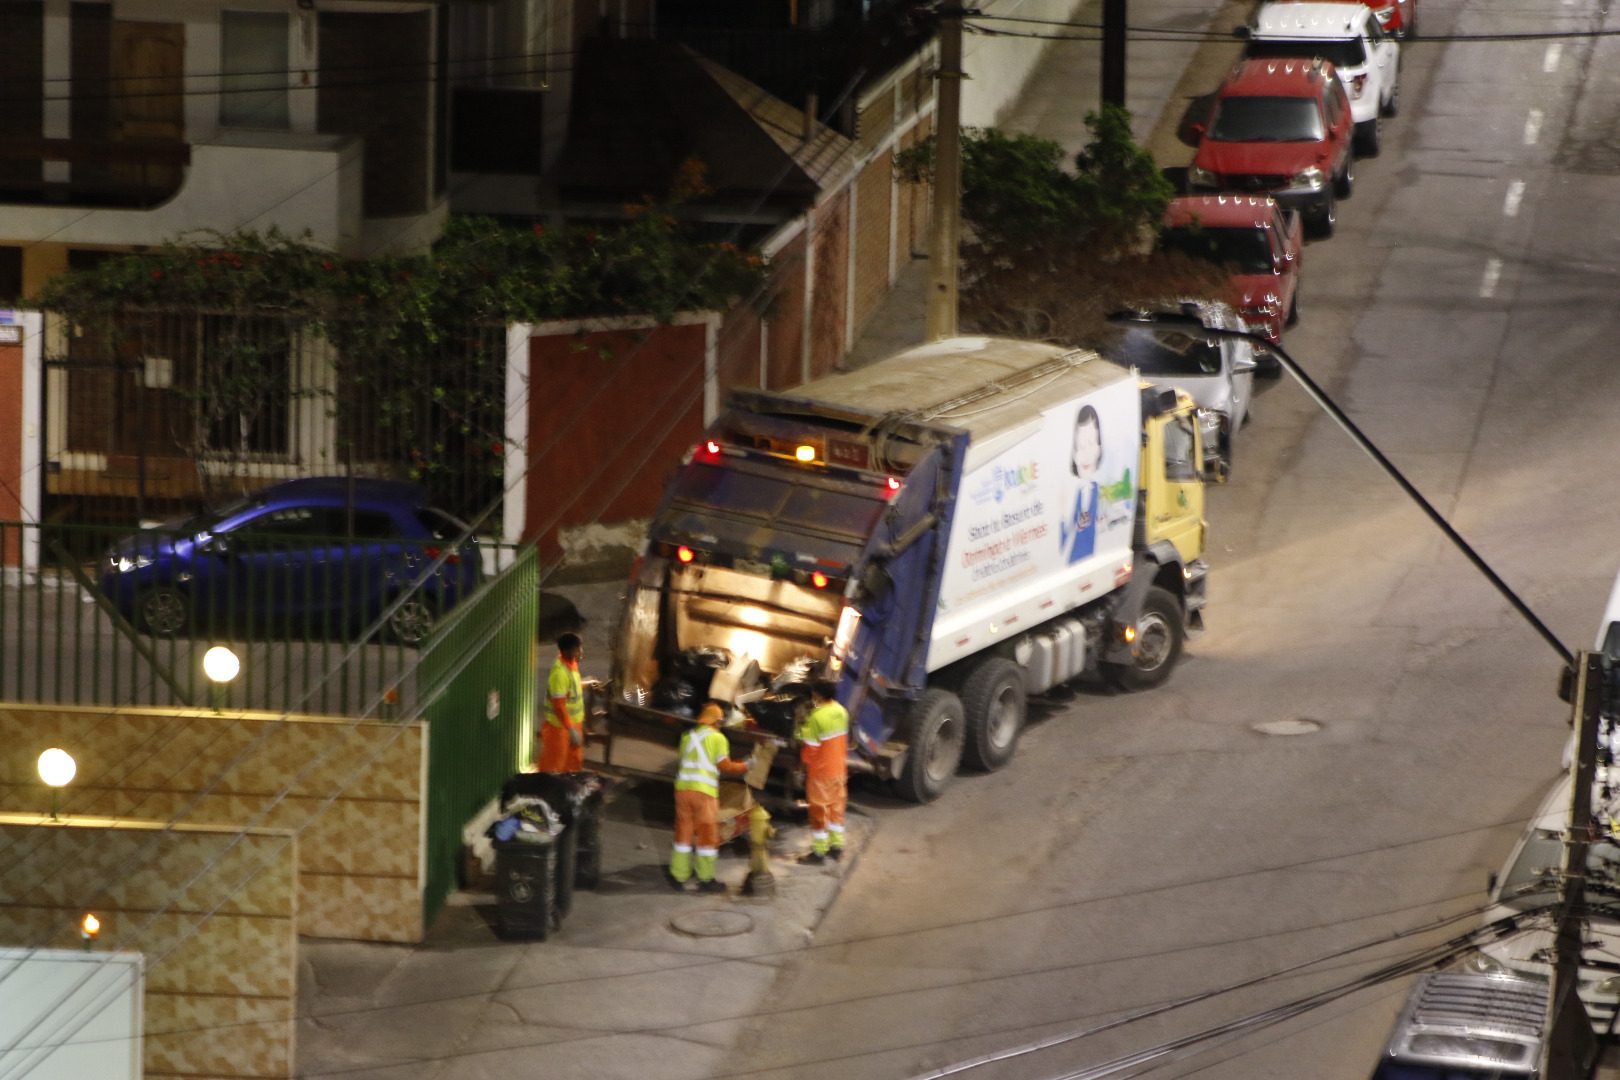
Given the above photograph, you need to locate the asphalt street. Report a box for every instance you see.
[723,0,1620,1076]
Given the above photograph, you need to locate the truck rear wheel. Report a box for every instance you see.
[894,688,965,803]
[1105,586,1184,691]
[959,657,1026,772]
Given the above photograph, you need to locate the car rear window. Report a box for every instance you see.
[1160,226,1273,274]
[1099,328,1224,377]
[1208,96,1325,142]
[1246,38,1368,69]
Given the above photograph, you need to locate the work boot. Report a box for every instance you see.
[664,869,691,891]
[798,851,826,865]
[695,878,727,895]
[827,846,843,861]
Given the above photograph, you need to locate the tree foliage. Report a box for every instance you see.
[896,106,1228,345]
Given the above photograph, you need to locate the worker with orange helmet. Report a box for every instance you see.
[668,701,750,893]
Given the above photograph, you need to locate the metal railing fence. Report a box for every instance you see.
[0,521,508,717]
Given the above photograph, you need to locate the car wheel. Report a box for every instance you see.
[1354,118,1381,157]
[1334,156,1356,198]
[1381,79,1400,118]
[1286,295,1300,328]
[386,594,438,646]
[894,688,965,803]
[135,586,190,637]
[1257,351,1285,379]
[1105,586,1184,691]
[959,656,1027,773]
[1307,191,1336,239]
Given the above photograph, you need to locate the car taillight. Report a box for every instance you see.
[424,545,460,564]
[1350,74,1367,97]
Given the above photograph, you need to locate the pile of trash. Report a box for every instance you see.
[648,646,820,737]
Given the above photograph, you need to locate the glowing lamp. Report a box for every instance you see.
[203,646,240,683]
[1124,625,1138,643]
[810,572,829,589]
[794,445,816,462]
[38,748,75,788]
[81,913,100,944]
[886,477,901,491]
[676,546,695,563]
[705,440,721,454]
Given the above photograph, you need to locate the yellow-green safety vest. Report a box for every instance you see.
[675,725,731,798]
[546,658,584,728]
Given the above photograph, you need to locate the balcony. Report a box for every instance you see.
[0,131,385,255]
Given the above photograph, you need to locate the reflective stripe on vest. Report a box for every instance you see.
[676,727,724,795]
[800,702,849,748]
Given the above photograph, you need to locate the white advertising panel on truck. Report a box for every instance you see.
[929,373,1140,669]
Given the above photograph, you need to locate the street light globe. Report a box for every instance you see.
[203,646,240,684]
[38,748,76,788]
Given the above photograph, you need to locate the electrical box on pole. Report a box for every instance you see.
[1542,652,1601,1080]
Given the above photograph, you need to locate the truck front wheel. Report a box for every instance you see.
[959,657,1026,772]
[895,688,965,803]
[1105,586,1184,691]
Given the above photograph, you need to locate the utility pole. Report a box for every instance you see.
[1545,651,1601,1080]
[924,4,964,342]
[1101,0,1127,106]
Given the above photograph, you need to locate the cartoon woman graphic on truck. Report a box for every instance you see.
[1061,405,1102,564]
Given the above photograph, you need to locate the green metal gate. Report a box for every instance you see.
[417,546,539,928]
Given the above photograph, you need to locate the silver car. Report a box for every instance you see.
[1097,301,1257,481]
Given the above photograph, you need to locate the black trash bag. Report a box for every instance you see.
[746,696,803,739]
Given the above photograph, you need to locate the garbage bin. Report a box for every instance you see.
[493,836,557,941]
[502,772,605,893]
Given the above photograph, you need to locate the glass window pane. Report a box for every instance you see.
[221,11,289,129]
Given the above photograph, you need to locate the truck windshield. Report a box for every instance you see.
[671,462,888,542]
[1246,38,1368,69]
[1159,226,1273,274]
[1099,328,1224,377]
[1498,827,1620,907]
[1208,96,1325,142]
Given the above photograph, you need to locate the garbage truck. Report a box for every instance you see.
[596,336,1214,802]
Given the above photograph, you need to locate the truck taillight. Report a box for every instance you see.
[677,546,695,563]
[695,440,722,462]
[886,477,901,494]
[811,571,829,589]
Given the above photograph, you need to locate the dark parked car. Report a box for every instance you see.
[100,478,480,645]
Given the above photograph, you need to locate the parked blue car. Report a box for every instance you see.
[100,478,481,645]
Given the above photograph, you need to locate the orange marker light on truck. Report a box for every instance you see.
[795,445,816,462]
[676,546,694,563]
[810,571,828,589]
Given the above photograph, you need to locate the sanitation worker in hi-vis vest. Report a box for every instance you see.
[539,633,585,773]
[797,680,848,863]
[667,702,750,893]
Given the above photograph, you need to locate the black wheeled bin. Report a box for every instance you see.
[493,835,557,940]
[502,773,606,899]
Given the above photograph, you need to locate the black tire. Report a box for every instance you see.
[135,585,190,637]
[1285,295,1299,328]
[959,656,1027,772]
[387,594,438,645]
[894,688,965,803]
[1334,156,1356,198]
[1354,118,1381,158]
[1381,79,1400,118]
[1105,585,1184,691]
[1306,191,1336,239]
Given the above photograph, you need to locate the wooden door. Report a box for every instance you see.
[111,21,185,196]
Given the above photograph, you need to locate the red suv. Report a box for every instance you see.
[1160,194,1302,350]
[1189,58,1355,238]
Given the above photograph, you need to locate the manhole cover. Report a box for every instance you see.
[669,909,754,938]
[1252,719,1323,736]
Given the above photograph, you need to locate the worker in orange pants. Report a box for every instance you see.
[668,701,749,893]
[538,633,585,773]
[797,679,848,864]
